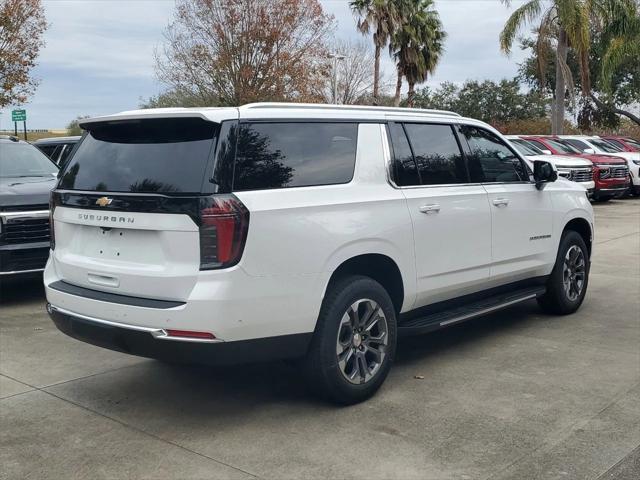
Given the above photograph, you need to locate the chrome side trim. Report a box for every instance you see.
[47,304,223,343]
[0,210,49,218]
[439,293,538,327]
[0,268,45,276]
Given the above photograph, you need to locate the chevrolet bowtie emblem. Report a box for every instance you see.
[95,197,113,207]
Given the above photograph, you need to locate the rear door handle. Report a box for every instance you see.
[419,204,441,214]
[492,198,509,207]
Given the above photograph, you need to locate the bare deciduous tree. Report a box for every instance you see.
[0,0,47,107]
[318,39,377,104]
[154,0,335,107]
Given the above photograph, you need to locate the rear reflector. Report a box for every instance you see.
[165,329,216,340]
[199,194,249,269]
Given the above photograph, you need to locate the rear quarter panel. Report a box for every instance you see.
[234,123,416,333]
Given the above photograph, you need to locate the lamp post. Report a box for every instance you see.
[328,53,346,104]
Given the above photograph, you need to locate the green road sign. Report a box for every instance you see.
[12,109,26,122]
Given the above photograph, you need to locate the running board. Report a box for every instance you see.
[398,286,546,336]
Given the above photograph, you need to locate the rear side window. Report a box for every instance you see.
[37,144,56,159]
[58,118,218,193]
[404,123,467,185]
[459,126,526,183]
[233,122,357,191]
[388,123,420,186]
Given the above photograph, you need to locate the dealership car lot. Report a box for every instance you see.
[1,198,639,479]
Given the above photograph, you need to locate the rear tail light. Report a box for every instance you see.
[199,194,249,269]
[49,193,56,250]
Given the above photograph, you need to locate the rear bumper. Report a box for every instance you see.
[47,303,312,365]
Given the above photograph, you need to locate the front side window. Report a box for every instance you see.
[403,123,467,185]
[459,126,526,183]
[233,122,357,191]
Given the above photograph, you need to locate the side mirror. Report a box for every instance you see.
[583,148,595,154]
[541,149,553,155]
[533,160,558,190]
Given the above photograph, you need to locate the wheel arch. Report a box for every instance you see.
[563,217,593,256]
[324,253,405,315]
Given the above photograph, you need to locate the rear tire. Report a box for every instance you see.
[304,275,397,405]
[537,230,590,315]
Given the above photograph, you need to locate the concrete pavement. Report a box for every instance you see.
[1,198,639,480]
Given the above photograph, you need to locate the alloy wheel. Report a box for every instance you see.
[562,245,586,301]
[336,299,389,385]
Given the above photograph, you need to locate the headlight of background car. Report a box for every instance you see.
[632,160,640,166]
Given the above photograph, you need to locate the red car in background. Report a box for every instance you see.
[519,136,630,201]
[600,136,640,153]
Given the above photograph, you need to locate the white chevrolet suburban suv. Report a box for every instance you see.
[45,103,594,404]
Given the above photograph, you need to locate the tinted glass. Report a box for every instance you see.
[36,144,57,159]
[624,138,640,149]
[404,123,467,185]
[0,143,58,177]
[388,123,420,186]
[233,122,357,191]
[58,118,218,193]
[58,143,75,167]
[563,139,591,152]
[511,139,542,156]
[545,138,581,154]
[590,138,621,153]
[604,139,625,150]
[459,126,525,183]
[524,139,551,152]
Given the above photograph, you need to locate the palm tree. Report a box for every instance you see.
[499,0,592,134]
[389,0,445,107]
[595,0,640,124]
[350,0,400,104]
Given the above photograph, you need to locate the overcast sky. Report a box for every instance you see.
[1,0,530,129]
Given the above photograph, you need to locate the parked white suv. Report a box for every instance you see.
[45,103,594,404]
[560,135,640,194]
[505,135,595,195]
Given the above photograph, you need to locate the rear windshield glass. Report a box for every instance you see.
[1,143,58,177]
[59,118,218,193]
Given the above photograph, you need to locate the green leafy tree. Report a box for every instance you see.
[350,0,400,104]
[389,0,446,107]
[500,0,638,133]
[413,79,548,125]
[66,116,89,136]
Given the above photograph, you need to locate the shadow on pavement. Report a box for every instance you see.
[0,274,45,306]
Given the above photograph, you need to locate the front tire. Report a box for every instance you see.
[537,230,590,315]
[304,275,397,405]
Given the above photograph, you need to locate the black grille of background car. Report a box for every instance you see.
[4,217,50,244]
[0,248,50,271]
